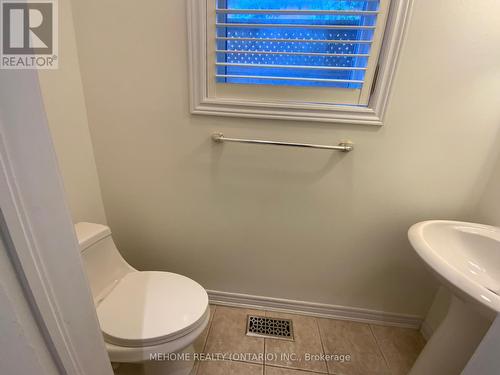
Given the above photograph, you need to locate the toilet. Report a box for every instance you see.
[75,222,209,375]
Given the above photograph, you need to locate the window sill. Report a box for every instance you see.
[190,98,384,125]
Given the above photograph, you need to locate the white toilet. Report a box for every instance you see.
[75,222,209,375]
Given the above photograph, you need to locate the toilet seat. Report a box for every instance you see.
[96,271,209,348]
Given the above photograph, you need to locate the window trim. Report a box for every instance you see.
[187,0,413,125]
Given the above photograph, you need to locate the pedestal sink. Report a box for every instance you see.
[408,221,500,375]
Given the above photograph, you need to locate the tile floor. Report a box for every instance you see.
[193,305,426,375]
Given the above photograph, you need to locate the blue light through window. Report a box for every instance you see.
[216,0,379,88]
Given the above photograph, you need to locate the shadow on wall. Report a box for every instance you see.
[473,123,500,226]
[209,141,352,185]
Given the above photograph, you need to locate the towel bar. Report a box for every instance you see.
[211,133,354,152]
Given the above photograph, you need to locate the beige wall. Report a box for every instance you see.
[70,0,500,316]
[38,0,106,224]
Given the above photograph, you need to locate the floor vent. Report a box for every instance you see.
[246,315,294,341]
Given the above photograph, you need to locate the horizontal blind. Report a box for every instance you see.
[214,0,384,89]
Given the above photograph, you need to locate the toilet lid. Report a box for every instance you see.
[97,271,209,347]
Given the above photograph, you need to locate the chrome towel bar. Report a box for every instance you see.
[212,133,354,152]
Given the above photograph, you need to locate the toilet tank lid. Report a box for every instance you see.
[74,222,111,251]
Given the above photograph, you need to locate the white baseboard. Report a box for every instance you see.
[207,290,423,329]
[419,320,434,341]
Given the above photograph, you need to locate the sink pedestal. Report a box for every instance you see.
[409,295,492,375]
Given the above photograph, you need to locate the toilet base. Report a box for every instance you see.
[113,345,195,375]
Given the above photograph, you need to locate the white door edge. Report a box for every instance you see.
[0,69,112,375]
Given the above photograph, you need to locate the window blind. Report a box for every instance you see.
[215,0,385,89]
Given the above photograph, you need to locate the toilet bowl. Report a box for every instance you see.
[75,222,209,375]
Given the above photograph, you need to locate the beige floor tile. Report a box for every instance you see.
[265,312,328,374]
[318,319,389,375]
[194,305,217,353]
[197,360,263,375]
[265,365,326,374]
[204,306,265,364]
[370,325,425,375]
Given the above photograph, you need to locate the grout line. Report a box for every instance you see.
[369,324,391,371]
[201,305,217,354]
[192,361,200,375]
[315,317,330,374]
[195,305,218,375]
[264,336,267,367]
[228,358,265,366]
[264,309,268,372]
[265,363,328,374]
[262,346,266,375]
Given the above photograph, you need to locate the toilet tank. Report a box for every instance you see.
[75,222,135,303]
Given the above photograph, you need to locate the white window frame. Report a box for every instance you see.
[187,0,413,125]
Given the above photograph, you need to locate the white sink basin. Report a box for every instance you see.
[407,220,499,375]
[409,220,500,315]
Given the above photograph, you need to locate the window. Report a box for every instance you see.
[188,0,412,124]
[216,1,377,89]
